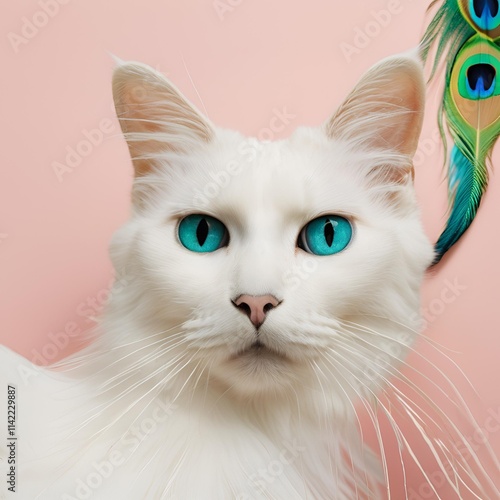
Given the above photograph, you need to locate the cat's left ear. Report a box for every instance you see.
[112,62,214,176]
[326,53,425,182]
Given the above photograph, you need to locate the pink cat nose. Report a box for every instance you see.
[232,294,281,328]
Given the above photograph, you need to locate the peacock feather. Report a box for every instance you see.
[421,0,500,265]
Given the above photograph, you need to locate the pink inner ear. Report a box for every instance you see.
[325,57,425,158]
[113,63,214,177]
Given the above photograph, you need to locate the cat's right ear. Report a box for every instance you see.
[112,62,214,177]
[325,53,425,183]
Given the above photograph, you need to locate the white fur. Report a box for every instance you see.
[3,54,491,499]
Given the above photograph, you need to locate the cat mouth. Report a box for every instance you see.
[248,340,269,353]
[234,340,287,360]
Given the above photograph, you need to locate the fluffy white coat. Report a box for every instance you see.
[1,54,440,499]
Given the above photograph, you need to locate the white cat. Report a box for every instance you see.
[0,53,493,499]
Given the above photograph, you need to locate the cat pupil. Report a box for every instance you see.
[196,218,209,246]
[324,219,335,247]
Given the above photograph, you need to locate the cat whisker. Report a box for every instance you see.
[338,318,488,439]
[324,349,401,499]
[65,349,188,437]
[330,334,499,498]
[396,394,484,499]
[50,322,187,371]
[170,350,205,405]
[127,444,165,494]
[326,339,456,499]
[309,356,382,499]
[159,445,190,499]
[347,315,479,397]
[337,321,466,419]
[310,359,336,483]
[63,355,190,471]
[292,314,497,498]
[325,347,448,500]
[97,335,191,391]
[188,365,208,405]
[319,351,392,499]
[36,352,189,485]
[339,319,500,479]
[360,313,462,353]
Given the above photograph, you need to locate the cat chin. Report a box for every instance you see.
[209,346,303,397]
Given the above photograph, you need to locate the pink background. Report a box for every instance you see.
[1,0,499,497]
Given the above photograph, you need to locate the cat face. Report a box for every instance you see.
[110,56,434,403]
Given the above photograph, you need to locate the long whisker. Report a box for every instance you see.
[349,314,479,397]
[310,354,383,499]
[340,319,500,483]
[331,328,499,498]
[323,347,442,500]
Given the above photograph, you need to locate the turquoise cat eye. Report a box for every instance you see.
[299,215,352,256]
[178,215,228,253]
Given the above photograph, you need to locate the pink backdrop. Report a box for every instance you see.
[1,0,499,497]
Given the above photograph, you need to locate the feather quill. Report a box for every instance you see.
[421,0,500,264]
